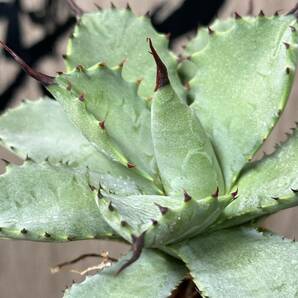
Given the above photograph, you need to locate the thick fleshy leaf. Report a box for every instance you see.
[64,249,187,298]
[49,65,162,190]
[188,15,298,188]
[169,227,298,298]
[0,99,159,196]
[152,84,225,198]
[0,98,102,165]
[65,8,184,100]
[179,18,235,84]
[97,192,232,247]
[0,161,117,241]
[213,128,298,230]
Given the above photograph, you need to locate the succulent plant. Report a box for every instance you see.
[1,2,298,297]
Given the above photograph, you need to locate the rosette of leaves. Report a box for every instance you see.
[1,3,298,297]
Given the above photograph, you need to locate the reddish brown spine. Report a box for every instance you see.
[0,41,55,86]
[147,38,169,91]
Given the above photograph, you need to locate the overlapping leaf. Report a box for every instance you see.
[65,8,184,99]
[64,249,187,298]
[187,15,298,188]
[0,99,158,195]
[169,227,298,298]
[97,192,232,247]
[151,82,225,198]
[49,66,163,190]
[0,161,116,241]
[213,128,298,230]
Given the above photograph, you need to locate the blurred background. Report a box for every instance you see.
[0,0,298,297]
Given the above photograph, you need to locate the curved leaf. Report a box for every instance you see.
[213,129,298,230]
[65,8,184,99]
[49,66,162,189]
[152,84,225,198]
[0,99,159,195]
[97,192,232,247]
[188,15,298,188]
[64,249,187,298]
[169,227,298,298]
[0,161,117,241]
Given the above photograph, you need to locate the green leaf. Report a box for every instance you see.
[97,192,232,247]
[49,65,162,189]
[0,161,117,241]
[213,129,298,230]
[152,84,225,198]
[0,98,100,164]
[64,249,187,298]
[188,15,298,188]
[65,8,184,100]
[0,98,159,196]
[169,227,298,298]
[178,18,234,84]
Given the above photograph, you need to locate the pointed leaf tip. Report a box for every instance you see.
[183,191,192,202]
[117,232,145,274]
[44,232,51,238]
[21,228,28,234]
[1,158,9,166]
[99,120,105,130]
[127,162,135,169]
[212,187,219,198]
[147,38,169,91]
[258,10,265,17]
[290,26,296,32]
[108,202,114,211]
[234,12,242,19]
[288,2,298,17]
[151,219,158,226]
[154,203,169,215]
[126,3,132,11]
[79,92,85,101]
[284,42,290,49]
[94,3,102,10]
[97,188,104,200]
[76,64,85,72]
[208,26,214,35]
[232,188,238,199]
[121,220,128,227]
[0,41,55,86]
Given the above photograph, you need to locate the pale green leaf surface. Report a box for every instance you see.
[0,98,103,165]
[0,161,117,241]
[152,85,225,198]
[213,129,298,229]
[65,9,184,99]
[189,15,298,188]
[64,249,187,298]
[179,19,234,84]
[49,66,162,188]
[183,18,235,58]
[98,192,232,247]
[0,99,159,196]
[169,227,298,298]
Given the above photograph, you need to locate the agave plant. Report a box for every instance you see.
[1,2,298,297]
